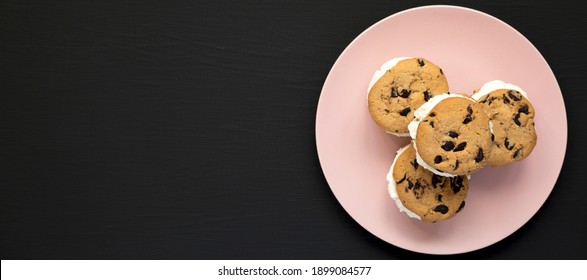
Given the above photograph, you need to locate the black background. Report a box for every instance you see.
[2,0,586,259]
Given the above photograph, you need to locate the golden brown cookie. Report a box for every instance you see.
[368,57,449,136]
[408,94,492,176]
[472,81,537,166]
[387,144,468,223]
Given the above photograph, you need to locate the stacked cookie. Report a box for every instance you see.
[368,57,537,223]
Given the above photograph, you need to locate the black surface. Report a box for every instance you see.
[2,0,586,259]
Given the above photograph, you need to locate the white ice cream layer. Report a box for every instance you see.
[386,131,411,137]
[387,144,421,220]
[471,80,528,101]
[407,94,471,177]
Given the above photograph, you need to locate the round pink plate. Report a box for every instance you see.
[316,5,567,254]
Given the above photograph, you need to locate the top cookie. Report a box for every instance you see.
[409,94,492,176]
[472,81,537,166]
[368,58,449,136]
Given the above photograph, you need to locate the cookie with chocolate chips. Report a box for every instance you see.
[472,82,537,166]
[408,94,493,176]
[368,57,449,136]
[387,144,468,223]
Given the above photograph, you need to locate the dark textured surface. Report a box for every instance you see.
[1,0,586,259]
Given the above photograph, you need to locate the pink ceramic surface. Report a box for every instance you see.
[315,6,567,254]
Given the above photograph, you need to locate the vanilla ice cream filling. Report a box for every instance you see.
[367,57,413,137]
[471,80,529,101]
[387,131,410,137]
[386,131,410,137]
[387,144,421,220]
[407,94,472,177]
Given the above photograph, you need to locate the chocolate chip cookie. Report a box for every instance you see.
[387,144,468,223]
[368,57,449,136]
[408,94,492,176]
[472,81,537,166]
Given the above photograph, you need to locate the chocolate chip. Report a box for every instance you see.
[396,173,406,184]
[519,104,529,114]
[491,133,495,142]
[434,205,449,214]
[384,109,390,113]
[514,113,522,126]
[400,89,411,98]
[434,155,442,164]
[411,159,419,169]
[441,141,455,151]
[429,112,436,117]
[488,96,497,105]
[440,68,444,75]
[454,159,459,170]
[391,87,398,97]
[463,106,474,124]
[479,96,488,104]
[399,107,411,116]
[450,177,462,192]
[437,194,443,202]
[429,121,434,128]
[513,148,522,158]
[456,201,465,213]
[431,174,444,188]
[413,181,424,198]
[502,94,511,104]
[504,138,511,149]
[418,59,425,67]
[508,90,521,101]
[447,131,459,138]
[424,91,431,102]
[475,148,484,163]
[407,179,414,190]
[450,176,464,194]
[453,142,467,152]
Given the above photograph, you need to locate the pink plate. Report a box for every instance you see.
[316,5,567,254]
